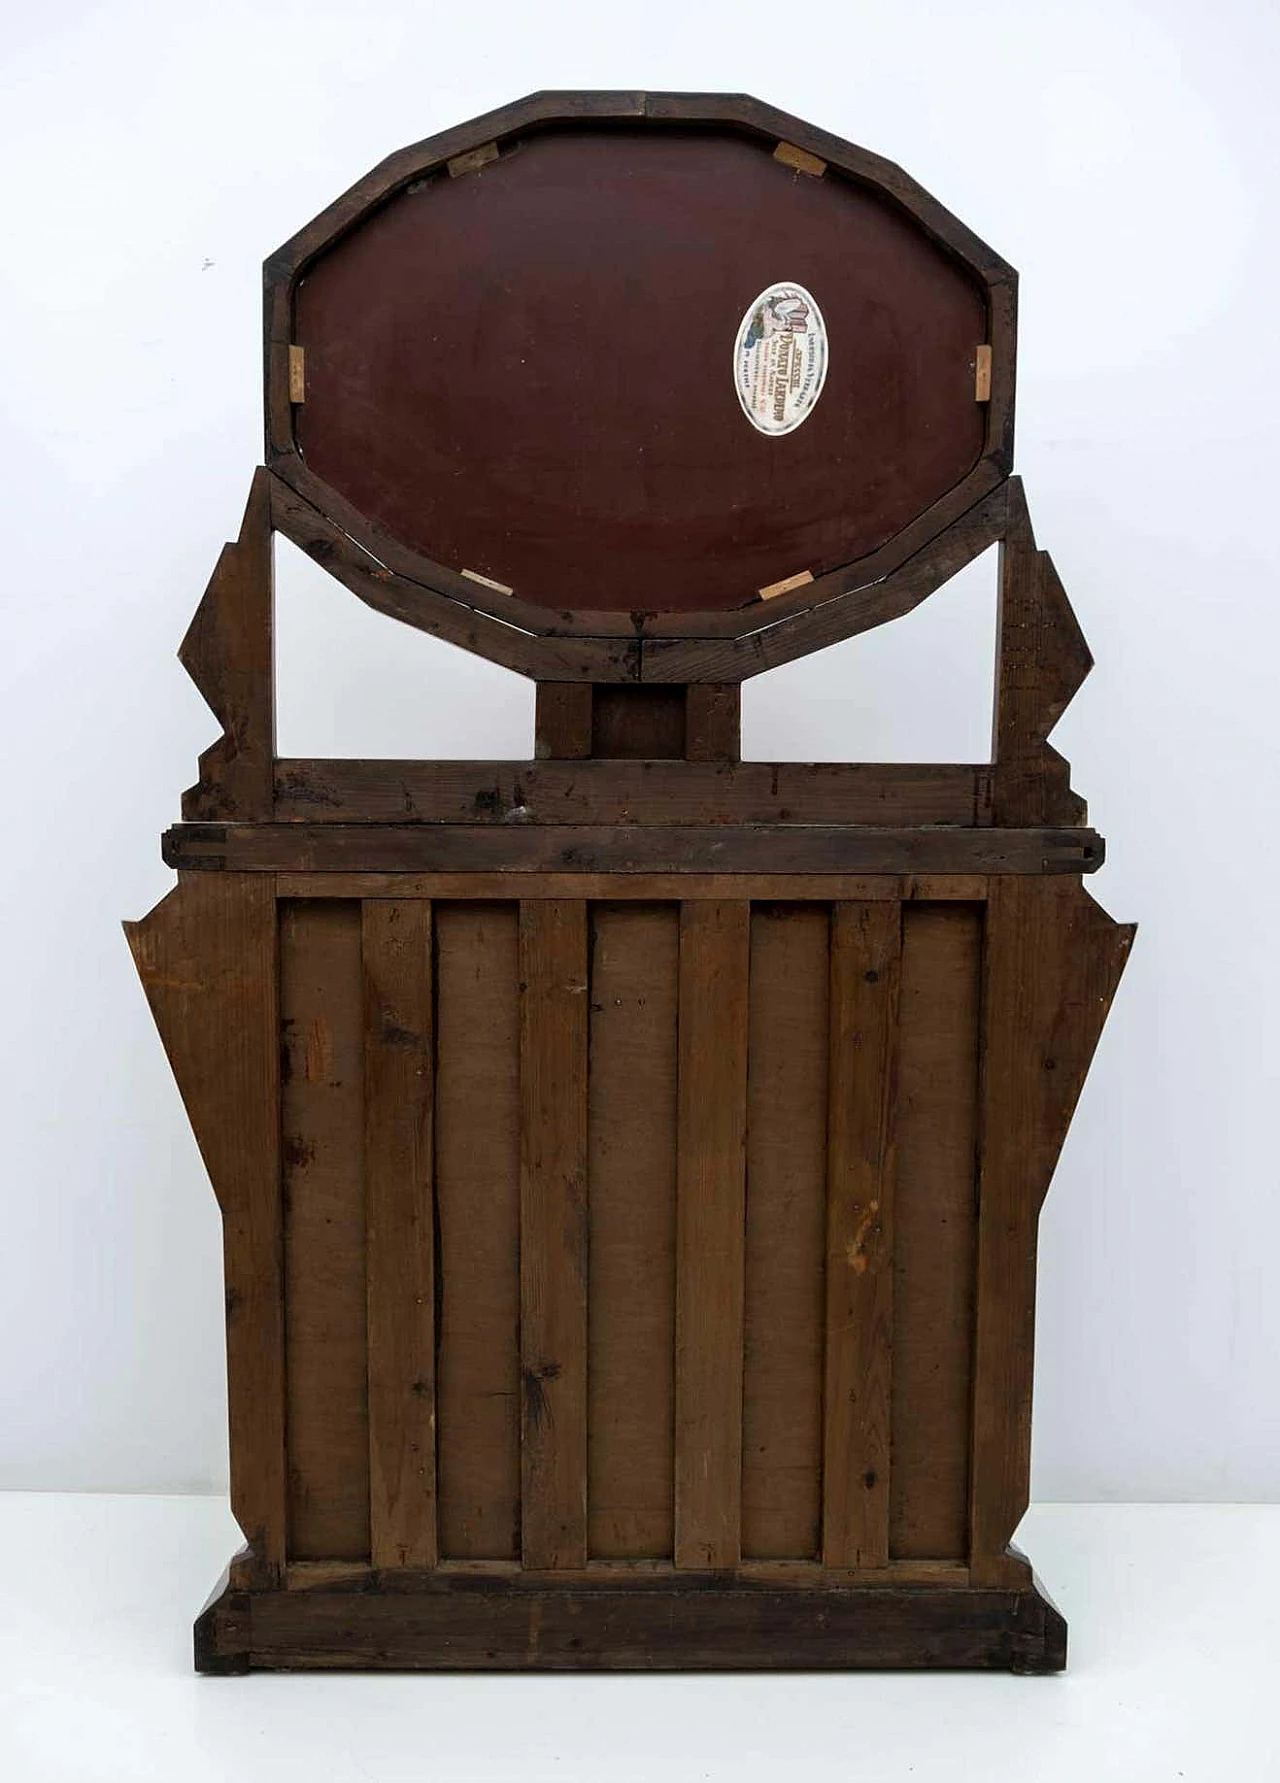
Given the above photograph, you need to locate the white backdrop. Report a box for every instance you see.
[2,0,1276,1503]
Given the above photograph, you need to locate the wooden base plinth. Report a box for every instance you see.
[195,1565,1066,1676]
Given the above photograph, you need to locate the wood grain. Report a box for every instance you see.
[823,901,902,1568]
[674,902,751,1568]
[280,899,369,1560]
[362,900,436,1568]
[587,905,679,1558]
[434,904,521,1559]
[124,874,286,1584]
[519,900,590,1569]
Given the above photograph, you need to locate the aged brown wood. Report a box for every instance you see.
[125,874,285,1585]
[674,902,751,1569]
[273,759,993,827]
[362,901,436,1569]
[164,822,1104,876]
[823,902,901,1569]
[128,90,1134,1676]
[969,879,1134,1584]
[518,901,590,1568]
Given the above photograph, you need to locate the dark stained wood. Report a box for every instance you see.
[742,906,828,1559]
[674,902,751,1569]
[124,875,285,1585]
[273,758,994,827]
[434,904,521,1559]
[518,901,590,1569]
[195,1567,1067,1673]
[164,821,1104,876]
[179,471,274,821]
[685,685,741,761]
[823,902,901,1569]
[591,686,686,759]
[890,903,983,1562]
[969,879,1134,1584]
[992,480,1091,826]
[362,901,436,1569]
[279,900,370,1560]
[587,906,679,1559]
[535,684,593,759]
[277,872,990,903]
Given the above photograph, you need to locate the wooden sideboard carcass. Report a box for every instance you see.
[126,90,1133,1674]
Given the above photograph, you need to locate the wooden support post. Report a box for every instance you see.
[362,900,437,1569]
[823,902,901,1568]
[674,901,750,1569]
[535,684,594,759]
[519,900,590,1568]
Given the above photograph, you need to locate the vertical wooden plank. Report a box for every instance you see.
[125,874,286,1584]
[889,903,982,1561]
[280,899,370,1560]
[434,904,521,1559]
[519,900,590,1569]
[823,901,901,1569]
[535,683,593,759]
[362,900,436,1569]
[685,684,741,762]
[674,901,750,1570]
[588,905,679,1559]
[970,878,1134,1583]
[742,905,828,1559]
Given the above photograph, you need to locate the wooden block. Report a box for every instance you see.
[587,905,679,1558]
[743,905,828,1559]
[124,874,286,1584]
[684,685,741,762]
[823,901,902,1568]
[674,901,750,1568]
[535,684,593,760]
[447,141,499,178]
[974,344,992,403]
[362,901,436,1569]
[461,568,514,596]
[519,900,590,1568]
[774,140,827,178]
[434,904,521,1558]
[288,344,306,403]
[758,569,814,602]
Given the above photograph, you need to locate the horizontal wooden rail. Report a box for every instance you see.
[164,823,1104,877]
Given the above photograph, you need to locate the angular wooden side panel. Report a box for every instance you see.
[519,901,590,1569]
[280,900,369,1560]
[890,903,982,1561]
[434,904,521,1559]
[587,905,679,1559]
[970,877,1134,1583]
[180,469,274,821]
[823,902,901,1569]
[743,906,829,1560]
[674,902,751,1569]
[362,901,436,1569]
[124,874,285,1584]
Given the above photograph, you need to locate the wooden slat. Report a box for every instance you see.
[742,906,829,1559]
[684,685,741,762]
[889,903,982,1561]
[535,684,593,759]
[434,904,521,1558]
[124,874,286,1584]
[165,821,1105,876]
[274,759,993,827]
[280,900,370,1560]
[674,901,750,1569]
[362,901,436,1569]
[277,873,991,903]
[823,902,902,1568]
[587,906,679,1558]
[969,878,1134,1583]
[519,900,590,1568]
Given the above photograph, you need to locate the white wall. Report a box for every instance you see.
[2,0,1276,1502]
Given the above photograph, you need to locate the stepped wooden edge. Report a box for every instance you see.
[194,1551,1067,1674]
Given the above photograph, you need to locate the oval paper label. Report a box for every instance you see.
[734,282,828,436]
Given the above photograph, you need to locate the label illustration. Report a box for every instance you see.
[733,282,828,436]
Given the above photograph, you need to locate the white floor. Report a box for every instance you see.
[0,1496,1275,1782]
